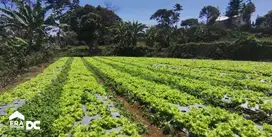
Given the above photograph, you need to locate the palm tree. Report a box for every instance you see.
[0,0,56,52]
[128,21,146,46]
[199,6,220,25]
[145,26,158,47]
[112,22,129,46]
[155,25,179,48]
[112,21,146,47]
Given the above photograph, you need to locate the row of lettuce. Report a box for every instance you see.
[141,57,272,77]
[0,57,69,105]
[84,57,272,136]
[106,57,271,94]
[52,58,140,136]
[1,56,271,136]
[0,57,71,135]
[97,57,272,121]
[0,58,141,136]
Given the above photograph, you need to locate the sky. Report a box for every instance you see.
[80,0,272,25]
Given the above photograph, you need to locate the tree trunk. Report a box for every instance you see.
[88,43,93,56]
[28,31,33,52]
[132,36,137,47]
[166,35,170,47]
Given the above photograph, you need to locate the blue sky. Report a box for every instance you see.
[80,0,272,25]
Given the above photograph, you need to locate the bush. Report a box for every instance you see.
[178,26,254,43]
[167,38,272,61]
[112,45,155,57]
[256,38,272,46]
[59,46,89,57]
[0,41,58,88]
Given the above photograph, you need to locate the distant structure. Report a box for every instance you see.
[215,15,246,27]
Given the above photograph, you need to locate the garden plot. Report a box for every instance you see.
[85,57,272,137]
[1,57,272,137]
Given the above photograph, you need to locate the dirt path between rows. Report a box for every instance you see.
[115,95,187,137]
[115,95,170,137]
[83,59,187,137]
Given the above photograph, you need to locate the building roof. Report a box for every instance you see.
[216,15,239,21]
[216,16,229,21]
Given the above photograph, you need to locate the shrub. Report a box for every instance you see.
[112,45,155,57]
[167,38,272,61]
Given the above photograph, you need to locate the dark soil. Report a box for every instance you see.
[116,95,170,137]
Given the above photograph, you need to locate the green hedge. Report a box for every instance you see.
[167,41,272,61]
[59,46,89,57]
[100,45,155,57]
[256,39,272,46]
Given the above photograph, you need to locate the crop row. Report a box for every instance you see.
[52,57,140,136]
[120,57,272,76]
[0,57,70,135]
[1,57,141,136]
[95,57,272,120]
[84,57,272,137]
[2,57,73,136]
[0,57,69,105]
[106,57,272,94]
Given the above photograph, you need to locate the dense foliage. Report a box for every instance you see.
[1,0,272,87]
[0,0,62,87]
[56,0,272,60]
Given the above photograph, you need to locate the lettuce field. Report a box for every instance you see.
[0,57,272,137]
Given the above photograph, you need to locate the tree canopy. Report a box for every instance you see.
[181,18,199,27]
[199,5,220,25]
[150,4,183,27]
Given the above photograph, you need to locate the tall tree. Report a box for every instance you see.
[128,21,146,46]
[111,21,146,47]
[95,5,121,44]
[181,18,199,28]
[112,22,130,46]
[150,3,183,27]
[255,16,266,27]
[156,25,180,48]
[150,3,182,47]
[43,0,79,11]
[0,0,56,52]
[226,0,244,28]
[199,5,220,25]
[145,26,158,47]
[104,2,119,12]
[78,12,101,53]
[242,0,255,26]
[60,4,121,45]
[263,11,272,28]
[254,11,272,29]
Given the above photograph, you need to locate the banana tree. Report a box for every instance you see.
[127,21,146,46]
[0,0,57,52]
[156,25,179,48]
[145,26,158,47]
[112,22,130,46]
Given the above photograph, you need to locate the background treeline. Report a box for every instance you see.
[1,0,272,87]
[58,0,272,61]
